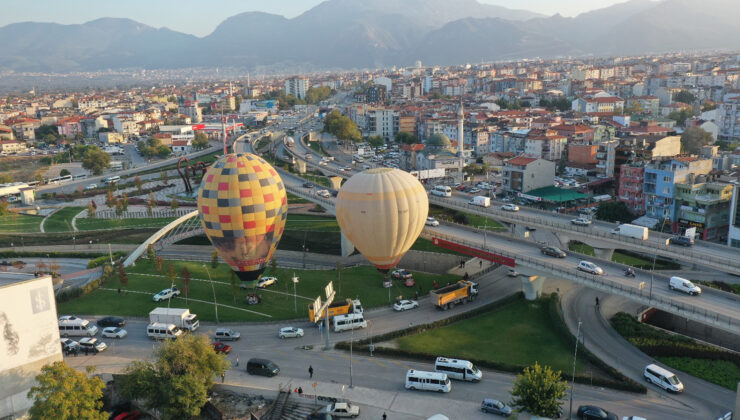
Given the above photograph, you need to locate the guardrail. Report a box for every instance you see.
[424,230,740,334]
[428,196,740,275]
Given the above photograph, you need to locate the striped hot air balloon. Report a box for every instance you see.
[197,153,288,282]
[335,168,428,272]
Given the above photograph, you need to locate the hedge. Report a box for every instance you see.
[336,293,646,393]
[56,264,112,303]
[87,252,126,269]
[0,251,107,259]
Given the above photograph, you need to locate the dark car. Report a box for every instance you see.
[211,342,232,354]
[303,182,314,188]
[540,246,567,258]
[669,236,694,247]
[96,316,126,328]
[246,358,280,377]
[577,405,618,420]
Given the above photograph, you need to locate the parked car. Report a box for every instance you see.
[469,188,481,194]
[455,184,467,191]
[152,287,180,302]
[257,276,278,288]
[212,342,232,354]
[501,204,519,212]
[425,217,440,227]
[279,327,304,339]
[393,299,419,311]
[392,269,413,280]
[540,246,567,258]
[78,337,107,353]
[571,218,592,226]
[60,338,79,353]
[668,236,694,247]
[577,405,618,420]
[322,402,360,418]
[214,327,241,341]
[481,399,512,416]
[577,261,604,275]
[84,183,97,190]
[97,316,126,328]
[101,327,127,338]
[303,182,314,188]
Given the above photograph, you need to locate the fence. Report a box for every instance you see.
[94,208,194,219]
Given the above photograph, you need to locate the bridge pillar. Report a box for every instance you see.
[341,232,355,257]
[520,275,544,301]
[296,160,307,174]
[593,247,615,261]
[329,176,343,190]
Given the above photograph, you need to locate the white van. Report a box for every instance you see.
[146,323,184,340]
[669,276,701,296]
[104,175,121,185]
[643,364,684,393]
[430,185,452,197]
[333,313,367,332]
[434,356,482,382]
[405,369,452,393]
[58,317,99,337]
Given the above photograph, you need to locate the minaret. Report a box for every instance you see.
[458,101,464,183]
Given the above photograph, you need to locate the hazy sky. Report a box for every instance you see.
[2,0,637,37]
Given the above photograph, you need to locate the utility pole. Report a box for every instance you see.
[293,274,299,313]
[568,320,582,420]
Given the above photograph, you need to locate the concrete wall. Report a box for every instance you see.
[399,250,461,275]
[646,310,740,352]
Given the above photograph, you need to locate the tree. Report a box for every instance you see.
[305,86,332,104]
[193,131,210,150]
[87,202,96,218]
[0,200,9,216]
[323,110,361,142]
[395,131,419,145]
[166,262,177,288]
[149,192,157,209]
[121,193,129,212]
[118,334,230,420]
[160,171,168,185]
[28,361,107,420]
[134,176,143,193]
[170,197,179,211]
[180,267,191,303]
[147,244,156,262]
[680,126,713,154]
[81,148,111,176]
[59,169,71,177]
[115,199,123,217]
[146,200,153,216]
[595,201,634,223]
[156,256,164,274]
[118,263,128,291]
[667,108,693,127]
[509,362,567,418]
[702,102,718,112]
[366,135,385,148]
[675,90,696,104]
[105,189,114,209]
[211,250,219,268]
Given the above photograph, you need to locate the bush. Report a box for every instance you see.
[86,252,126,269]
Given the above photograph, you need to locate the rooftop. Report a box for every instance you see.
[0,273,48,288]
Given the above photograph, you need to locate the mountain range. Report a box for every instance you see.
[1,0,739,73]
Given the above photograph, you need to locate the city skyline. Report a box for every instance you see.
[1,0,651,37]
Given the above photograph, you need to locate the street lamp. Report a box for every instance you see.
[568,320,582,420]
[202,264,219,323]
[293,274,299,313]
[649,217,670,301]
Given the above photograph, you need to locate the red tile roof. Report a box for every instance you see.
[507,156,538,166]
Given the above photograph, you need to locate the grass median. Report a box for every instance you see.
[76,217,178,231]
[43,207,85,232]
[57,259,459,322]
[0,213,43,233]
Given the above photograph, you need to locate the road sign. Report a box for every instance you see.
[313,296,322,313]
[325,281,334,299]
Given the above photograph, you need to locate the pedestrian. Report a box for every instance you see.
[595,296,600,307]
[221,372,225,383]
[318,322,322,333]
[117,288,121,294]
[463,272,469,281]
[479,260,483,268]
[298,387,303,394]
[309,365,314,379]
[236,355,239,367]
[382,412,387,420]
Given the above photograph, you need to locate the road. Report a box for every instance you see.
[62,267,699,420]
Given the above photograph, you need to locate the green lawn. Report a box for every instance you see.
[287,192,312,204]
[0,213,42,233]
[309,141,326,156]
[568,241,678,270]
[568,241,595,256]
[428,205,505,231]
[466,213,506,231]
[76,217,178,231]
[655,357,740,390]
[57,259,458,322]
[299,174,331,188]
[396,297,585,374]
[44,207,84,232]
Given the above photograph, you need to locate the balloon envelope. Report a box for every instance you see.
[197,153,288,281]
[335,168,428,272]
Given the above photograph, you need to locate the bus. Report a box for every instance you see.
[73,173,88,180]
[430,185,452,197]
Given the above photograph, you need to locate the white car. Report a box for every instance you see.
[393,299,419,311]
[101,327,127,338]
[577,261,604,275]
[316,189,331,198]
[60,338,79,352]
[279,327,304,338]
[79,337,107,353]
[501,204,520,212]
[319,160,328,166]
[257,276,278,288]
[570,218,592,226]
[324,402,361,418]
[152,287,180,302]
[425,217,440,227]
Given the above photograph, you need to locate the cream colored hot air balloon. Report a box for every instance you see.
[335,168,428,272]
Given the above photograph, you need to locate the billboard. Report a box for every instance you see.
[410,169,446,180]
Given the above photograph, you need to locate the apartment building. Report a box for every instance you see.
[284,77,309,100]
[502,156,556,194]
[643,157,713,221]
[367,108,399,141]
[618,164,646,214]
[674,180,732,241]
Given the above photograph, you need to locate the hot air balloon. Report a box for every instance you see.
[197,153,288,282]
[335,168,428,272]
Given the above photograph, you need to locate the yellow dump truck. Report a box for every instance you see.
[429,280,479,310]
[309,299,363,323]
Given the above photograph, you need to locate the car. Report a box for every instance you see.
[469,188,481,194]
[391,269,413,280]
[319,160,328,166]
[257,276,278,288]
[59,315,82,321]
[316,189,331,198]
[361,164,371,170]
[577,405,618,420]
[78,337,107,353]
[101,327,127,338]
[481,399,512,416]
[96,316,126,328]
[455,184,467,191]
[152,287,180,302]
[84,183,97,190]
[323,402,360,418]
[577,261,604,275]
[507,268,519,277]
[211,342,232,354]
[668,236,694,247]
[279,327,304,338]
[393,299,419,311]
[425,217,440,227]
[540,246,567,258]
[214,327,241,341]
[571,217,592,226]
[501,204,519,212]
[341,167,352,172]
[60,338,79,353]
[303,182,314,188]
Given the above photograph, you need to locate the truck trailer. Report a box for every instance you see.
[610,224,649,240]
[430,280,479,310]
[149,308,199,332]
